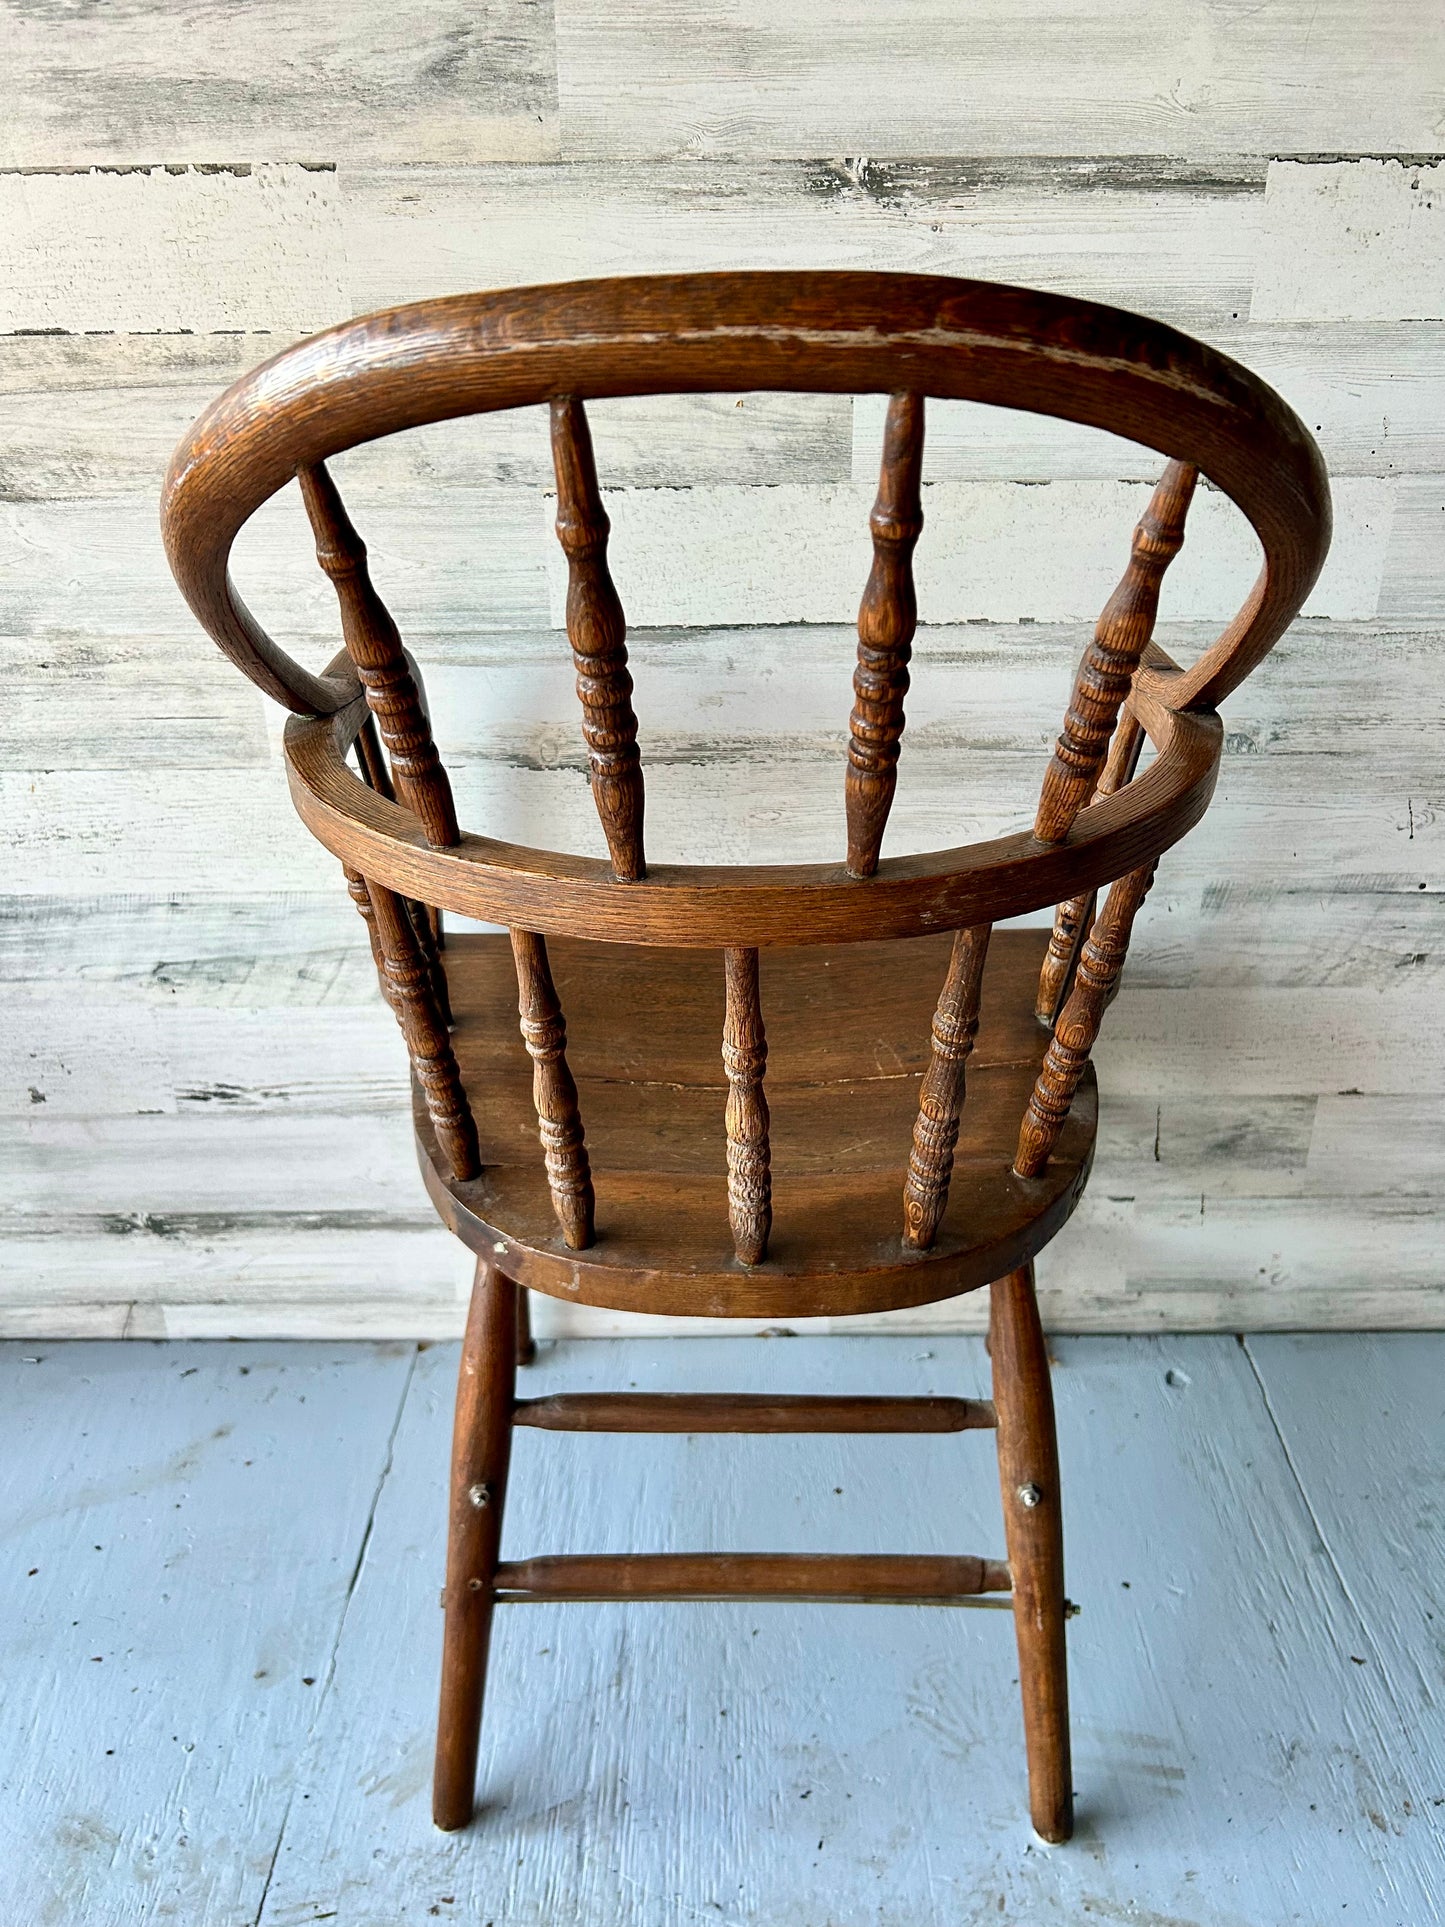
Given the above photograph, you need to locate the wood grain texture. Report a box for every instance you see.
[0,1338,417,1925]
[0,164,347,334]
[554,6,1445,159]
[369,880,479,1182]
[1253,159,1445,325]
[301,463,461,847]
[1034,461,1195,843]
[512,1391,996,1432]
[416,931,1096,1318]
[721,946,772,1267]
[509,929,595,1250]
[990,1263,1071,1843]
[846,391,924,876]
[162,273,1329,721]
[434,1258,516,1830]
[549,396,646,879]
[903,924,992,1252]
[1017,865,1157,1178]
[1036,710,1144,1024]
[2,2,557,168]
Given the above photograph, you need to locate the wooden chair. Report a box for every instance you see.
[161,272,1330,1841]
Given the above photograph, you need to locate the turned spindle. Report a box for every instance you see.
[846,392,925,877]
[1033,461,1196,845]
[722,947,771,1266]
[1035,708,1145,1023]
[903,924,992,1250]
[550,396,646,882]
[511,930,595,1250]
[343,864,393,1005]
[1015,863,1157,1178]
[368,878,479,1182]
[300,462,460,849]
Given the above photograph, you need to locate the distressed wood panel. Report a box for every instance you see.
[342,160,1263,332]
[0,634,268,770]
[853,325,1445,482]
[0,1339,416,1924]
[1253,159,1445,324]
[248,1336,1443,1921]
[0,164,348,334]
[4,743,1438,895]
[554,4,1445,158]
[542,478,1393,627]
[1379,475,1445,619]
[2,2,558,168]
[0,338,851,498]
[2,488,549,643]
[1247,1334,1445,1760]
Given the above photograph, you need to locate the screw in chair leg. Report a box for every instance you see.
[989,1260,1073,1843]
[515,1283,536,1367]
[433,1256,517,1830]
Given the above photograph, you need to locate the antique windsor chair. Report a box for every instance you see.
[162,272,1329,1841]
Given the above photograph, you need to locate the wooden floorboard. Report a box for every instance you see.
[0,1340,416,1927]
[1245,1334,1445,1826]
[3,1335,1441,1924]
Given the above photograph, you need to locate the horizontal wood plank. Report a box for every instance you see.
[3,3,557,168]
[0,164,348,334]
[554,9,1445,159]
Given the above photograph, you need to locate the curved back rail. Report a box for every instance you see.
[162,271,1329,1274]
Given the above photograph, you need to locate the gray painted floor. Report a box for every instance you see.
[3,1334,1442,1925]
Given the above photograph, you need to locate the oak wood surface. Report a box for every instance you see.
[846,390,924,877]
[434,1257,515,1831]
[511,1392,997,1432]
[549,396,646,880]
[491,1552,1013,1603]
[413,930,1095,1318]
[991,1263,1072,1843]
[162,272,1330,720]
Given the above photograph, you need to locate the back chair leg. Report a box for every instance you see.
[434,1256,518,1830]
[516,1283,536,1367]
[989,1261,1073,1843]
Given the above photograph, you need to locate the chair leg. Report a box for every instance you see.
[989,1260,1073,1843]
[516,1283,536,1367]
[434,1255,517,1831]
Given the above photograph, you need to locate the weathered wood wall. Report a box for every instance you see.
[3,4,1442,1336]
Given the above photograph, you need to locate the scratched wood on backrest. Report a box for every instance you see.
[550,396,646,882]
[299,462,460,849]
[846,392,925,878]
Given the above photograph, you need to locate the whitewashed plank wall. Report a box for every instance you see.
[2,4,1442,1336]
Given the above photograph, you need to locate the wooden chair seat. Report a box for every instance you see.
[418,929,1094,1319]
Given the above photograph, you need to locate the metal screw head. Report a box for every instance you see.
[1017,1481,1044,1509]
[467,1482,492,1509]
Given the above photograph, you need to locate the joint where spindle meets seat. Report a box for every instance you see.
[163,269,1331,1846]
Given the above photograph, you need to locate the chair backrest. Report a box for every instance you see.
[162,271,1330,1267]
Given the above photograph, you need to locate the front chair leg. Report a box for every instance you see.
[990,1260,1073,1843]
[434,1256,517,1830]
